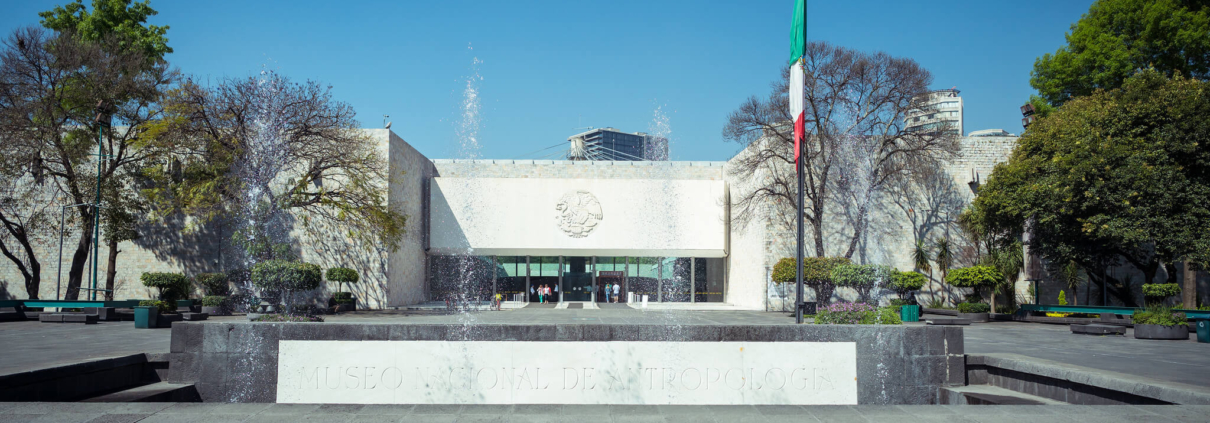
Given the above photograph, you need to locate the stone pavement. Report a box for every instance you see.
[963,320,1210,389]
[1,402,1209,422]
[0,319,168,375]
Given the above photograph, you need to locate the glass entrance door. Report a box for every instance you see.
[562,257,592,301]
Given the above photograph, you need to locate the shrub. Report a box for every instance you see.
[140,272,191,301]
[1058,290,1068,306]
[813,302,901,325]
[201,295,227,307]
[195,273,229,296]
[831,264,890,302]
[251,260,322,292]
[889,270,926,299]
[138,300,175,315]
[1133,305,1187,327]
[1141,283,1181,305]
[333,291,354,303]
[326,267,359,294]
[947,266,1001,307]
[957,302,990,313]
[772,256,850,305]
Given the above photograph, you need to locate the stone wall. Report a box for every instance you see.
[168,321,965,405]
[432,160,725,180]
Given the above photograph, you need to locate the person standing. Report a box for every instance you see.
[539,284,546,304]
[613,282,621,303]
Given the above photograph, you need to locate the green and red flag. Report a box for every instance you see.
[789,0,806,164]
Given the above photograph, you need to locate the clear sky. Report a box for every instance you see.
[1,0,1096,161]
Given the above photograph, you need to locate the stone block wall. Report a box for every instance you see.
[168,322,965,405]
[432,160,725,180]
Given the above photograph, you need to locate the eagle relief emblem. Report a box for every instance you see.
[555,190,603,238]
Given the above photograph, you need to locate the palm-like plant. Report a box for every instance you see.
[934,238,952,306]
[913,239,933,302]
[984,242,1023,313]
[1060,260,1082,306]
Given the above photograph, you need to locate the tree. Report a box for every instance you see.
[0,26,175,300]
[101,177,144,300]
[39,0,171,62]
[972,70,1210,306]
[983,241,1024,314]
[1031,0,1210,106]
[934,238,953,306]
[724,41,959,258]
[945,265,1002,306]
[831,264,891,303]
[143,71,407,257]
[889,270,927,300]
[1056,260,1083,306]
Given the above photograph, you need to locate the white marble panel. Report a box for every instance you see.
[277,341,857,405]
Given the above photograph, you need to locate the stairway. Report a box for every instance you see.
[0,353,197,402]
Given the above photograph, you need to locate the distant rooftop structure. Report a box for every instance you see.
[905,88,963,136]
[566,127,668,161]
[968,129,1016,137]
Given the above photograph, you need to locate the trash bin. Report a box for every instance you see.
[900,305,921,322]
[134,306,158,329]
[1197,319,1210,344]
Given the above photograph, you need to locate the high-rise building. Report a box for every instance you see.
[905,88,963,135]
[968,128,1016,137]
[567,127,667,161]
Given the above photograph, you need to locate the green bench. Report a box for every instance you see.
[1019,304,1210,320]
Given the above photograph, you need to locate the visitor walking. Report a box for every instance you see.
[603,283,611,303]
[539,285,546,304]
[613,283,621,303]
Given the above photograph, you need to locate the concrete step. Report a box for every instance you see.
[967,353,1210,405]
[1070,323,1127,335]
[941,384,1067,405]
[81,381,199,402]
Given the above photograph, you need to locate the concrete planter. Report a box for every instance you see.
[957,312,989,323]
[133,306,158,328]
[1134,323,1189,340]
[156,313,182,328]
[334,303,356,313]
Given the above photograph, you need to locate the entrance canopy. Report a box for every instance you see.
[428,177,727,257]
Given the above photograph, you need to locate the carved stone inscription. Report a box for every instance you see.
[277,341,858,405]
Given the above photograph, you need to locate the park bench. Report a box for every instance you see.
[0,300,148,321]
[1019,304,1210,320]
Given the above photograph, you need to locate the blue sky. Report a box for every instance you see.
[1,0,1095,161]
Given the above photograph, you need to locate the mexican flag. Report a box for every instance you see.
[789,0,806,165]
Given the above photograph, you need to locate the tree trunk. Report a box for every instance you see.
[1183,260,1197,309]
[105,237,120,301]
[64,224,94,301]
[0,213,41,299]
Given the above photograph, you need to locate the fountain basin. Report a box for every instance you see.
[167,322,963,405]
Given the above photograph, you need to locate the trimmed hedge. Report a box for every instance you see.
[945,266,1001,288]
[889,270,927,297]
[201,295,227,307]
[251,260,322,291]
[1142,283,1181,302]
[813,302,902,325]
[1133,305,1187,326]
[139,300,175,315]
[832,264,890,302]
[771,256,851,305]
[957,302,990,313]
[195,272,229,296]
[140,272,191,301]
[326,267,359,283]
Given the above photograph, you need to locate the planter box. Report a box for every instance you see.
[156,313,183,328]
[334,303,356,313]
[957,312,989,323]
[201,306,230,316]
[134,306,159,329]
[900,305,920,322]
[1134,323,1189,340]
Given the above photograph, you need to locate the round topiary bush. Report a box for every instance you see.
[957,302,991,314]
[141,272,191,301]
[195,272,229,296]
[251,260,322,292]
[326,267,359,294]
[1141,283,1181,305]
[831,264,890,303]
[889,270,927,300]
[139,300,175,315]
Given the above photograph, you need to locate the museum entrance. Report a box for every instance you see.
[562,257,592,301]
[597,271,624,303]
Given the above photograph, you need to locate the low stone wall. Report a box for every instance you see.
[168,322,964,404]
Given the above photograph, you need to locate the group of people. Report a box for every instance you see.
[532,284,556,304]
[601,282,621,303]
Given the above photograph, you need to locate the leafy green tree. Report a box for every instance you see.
[972,70,1210,306]
[946,266,1003,308]
[39,0,171,63]
[889,270,927,300]
[832,264,890,303]
[1031,0,1210,106]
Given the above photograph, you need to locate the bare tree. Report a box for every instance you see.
[724,41,958,258]
[0,27,176,299]
[144,71,406,258]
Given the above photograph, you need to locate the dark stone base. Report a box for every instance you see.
[957,312,989,323]
[927,318,971,326]
[38,313,98,324]
[168,323,965,405]
[1134,324,1189,340]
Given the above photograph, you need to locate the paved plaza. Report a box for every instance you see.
[1,402,1209,422]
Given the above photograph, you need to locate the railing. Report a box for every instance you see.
[1019,304,1210,319]
[0,299,148,309]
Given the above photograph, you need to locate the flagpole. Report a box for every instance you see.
[794,1,807,324]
